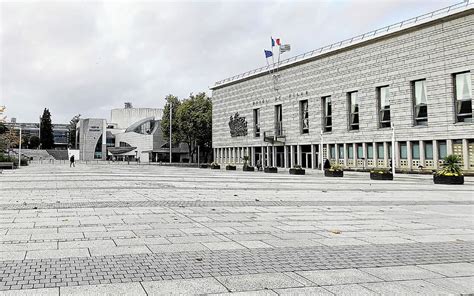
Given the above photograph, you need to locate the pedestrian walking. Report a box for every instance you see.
[70,155,75,167]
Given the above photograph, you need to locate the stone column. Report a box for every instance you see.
[297,144,302,166]
[251,147,256,166]
[311,144,316,169]
[383,142,389,167]
[353,143,357,165]
[290,145,295,168]
[272,146,277,167]
[407,141,413,171]
[447,139,453,155]
[373,141,377,166]
[335,144,339,163]
[362,143,367,169]
[343,143,348,167]
[283,146,289,168]
[420,140,425,168]
[432,140,439,170]
[395,141,400,168]
[261,146,266,167]
[267,146,271,167]
[462,138,469,170]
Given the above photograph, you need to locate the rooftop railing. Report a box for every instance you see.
[213,0,472,88]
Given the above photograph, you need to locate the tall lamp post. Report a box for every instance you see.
[169,102,172,164]
[17,124,22,168]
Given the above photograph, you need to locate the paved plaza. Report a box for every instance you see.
[0,163,473,295]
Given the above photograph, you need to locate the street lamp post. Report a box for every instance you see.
[169,102,172,164]
[18,126,22,168]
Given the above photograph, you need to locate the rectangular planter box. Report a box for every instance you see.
[210,165,220,170]
[289,168,305,175]
[264,167,278,173]
[243,166,255,172]
[324,169,343,177]
[370,172,393,180]
[200,164,209,169]
[433,175,464,185]
[226,165,236,171]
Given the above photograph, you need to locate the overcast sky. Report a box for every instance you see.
[1,0,453,123]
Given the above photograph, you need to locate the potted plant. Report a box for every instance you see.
[226,164,237,170]
[210,162,220,170]
[433,155,464,185]
[264,166,278,173]
[370,168,393,180]
[289,165,305,175]
[242,156,255,172]
[324,164,343,177]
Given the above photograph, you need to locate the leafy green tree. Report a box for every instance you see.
[161,95,182,145]
[68,114,80,148]
[176,92,212,163]
[40,108,54,149]
[29,135,40,149]
[0,122,7,134]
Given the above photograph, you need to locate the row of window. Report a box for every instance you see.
[327,141,449,160]
[252,71,471,136]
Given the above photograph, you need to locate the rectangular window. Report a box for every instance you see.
[400,142,408,159]
[347,145,354,159]
[413,80,428,125]
[357,144,363,159]
[348,91,359,130]
[275,104,283,136]
[253,108,260,137]
[454,72,472,123]
[322,96,332,132]
[412,142,420,159]
[378,86,391,128]
[330,144,336,159]
[438,141,447,159]
[338,145,344,159]
[367,143,373,159]
[300,100,309,134]
[377,143,384,159]
[425,141,433,160]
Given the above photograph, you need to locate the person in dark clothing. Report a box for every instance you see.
[70,155,75,167]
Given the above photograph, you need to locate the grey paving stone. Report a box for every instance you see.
[209,290,277,296]
[360,266,444,281]
[0,251,25,261]
[273,286,334,296]
[297,269,382,286]
[25,248,89,260]
[89,246,151,256]
[148,243,208,253]
[60,282,146,295]
[417,262,474,277]
[361,279,459,295]
[141,278,228,295]
[323,284,378,296]
[216,273,304,292]
[0,288,59,295]
[203,242,246,250]
[424,276,474,294]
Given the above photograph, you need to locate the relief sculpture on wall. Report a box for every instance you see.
[228,112,248,137]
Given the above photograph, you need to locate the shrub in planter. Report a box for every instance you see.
[226,164,236,170]
[242,155,255,171]
[210,162,220,170]
[289,165,305,175]
[264,166,278,173]
[433,155,464,185]
[200,164,209,169]
[324,164,343,177]
[370,168,393,180]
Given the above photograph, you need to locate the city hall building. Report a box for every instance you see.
[211,3,474,173]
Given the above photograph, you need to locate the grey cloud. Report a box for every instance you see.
[1,0,450,123]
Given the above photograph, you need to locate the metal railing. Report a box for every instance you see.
[213,0,472,88]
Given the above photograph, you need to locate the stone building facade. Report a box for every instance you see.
[211,5,474,172]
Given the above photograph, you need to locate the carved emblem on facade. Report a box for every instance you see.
[228,112,248,137]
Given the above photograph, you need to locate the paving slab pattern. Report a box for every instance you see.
[0,163,473,295]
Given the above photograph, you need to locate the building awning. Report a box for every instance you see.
[107,147,137,155]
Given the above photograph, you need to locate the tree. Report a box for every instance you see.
[161,95,182,145]
[176,92,212,163]
[0,122,7,134]
[0,128,20,150]
[29,135,40,149]
[40,108,54,149]
[68,114,80,148]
